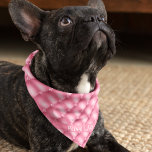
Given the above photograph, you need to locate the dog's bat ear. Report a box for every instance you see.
[9,0,46,41]
[88,0,107,22]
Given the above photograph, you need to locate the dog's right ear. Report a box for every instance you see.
[9,0,47,41]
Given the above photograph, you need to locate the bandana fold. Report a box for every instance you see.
[22,50,100,148]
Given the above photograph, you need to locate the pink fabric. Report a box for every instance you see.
[22,50,100,148]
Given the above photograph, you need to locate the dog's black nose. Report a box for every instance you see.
[84,16,104,22]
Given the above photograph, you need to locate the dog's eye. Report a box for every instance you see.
[97,17,105,22]
[101,17,105,22]
[60,17,72,26]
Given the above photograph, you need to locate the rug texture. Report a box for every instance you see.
[0,58,152,152]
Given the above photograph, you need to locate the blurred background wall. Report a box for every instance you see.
[0,0,152,64]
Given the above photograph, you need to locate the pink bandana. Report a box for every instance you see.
[22,50,100,148]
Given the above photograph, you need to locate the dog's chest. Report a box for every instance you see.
[76,74,91,94]
[66,74,91,150]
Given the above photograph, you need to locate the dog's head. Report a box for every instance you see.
[9,0,116,90]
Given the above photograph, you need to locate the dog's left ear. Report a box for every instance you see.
[88,0,107,22]
[9,0,47,41]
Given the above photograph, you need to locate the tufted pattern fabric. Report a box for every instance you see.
[22,50,100,148]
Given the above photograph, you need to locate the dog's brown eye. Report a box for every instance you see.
[60,17,72,26]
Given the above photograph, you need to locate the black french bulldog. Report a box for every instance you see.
[0,0,130,151]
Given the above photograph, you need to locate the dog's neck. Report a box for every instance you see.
[30,51,96,93]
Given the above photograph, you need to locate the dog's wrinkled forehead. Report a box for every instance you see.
[51,6,106,26]
[57,6,101,17]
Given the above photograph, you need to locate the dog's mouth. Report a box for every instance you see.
[91,30,107,49]
[85,28,116,57]
[81,30,108,55]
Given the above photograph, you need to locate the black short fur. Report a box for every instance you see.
[0,0,130,151]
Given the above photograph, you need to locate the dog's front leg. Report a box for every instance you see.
[86,112,130,152]
[88,129,130,152]
[27,117,72,152]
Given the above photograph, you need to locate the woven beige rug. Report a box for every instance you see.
[0,57,152,152]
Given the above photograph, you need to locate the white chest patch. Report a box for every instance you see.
[76,74,91,93]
